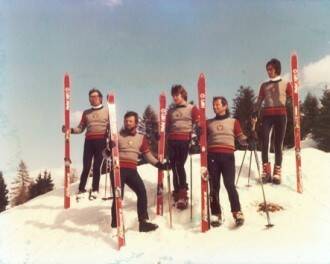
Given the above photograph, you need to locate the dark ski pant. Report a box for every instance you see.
[78,138,106,192]
[261,115,287,166]
[207,152,241,215]
[167,140,190,192]
[111,168,149,223]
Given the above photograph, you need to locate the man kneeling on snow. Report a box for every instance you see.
[110,111,169,232]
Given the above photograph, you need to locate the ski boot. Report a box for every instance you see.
[89,190,99,200]
[210,214,222,228]
[233,211,244,226]
[272,165,281,185]
[176,188,188,210]
[139,220,159,232]
[76,189,87,201]
[172,191,179,206]
[261,162,272,183]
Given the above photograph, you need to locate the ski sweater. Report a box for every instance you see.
[118,130,159,169]
[72,106,109,140]
[166,103,199,141]
[207,117,247,154]
[255,78,292,117]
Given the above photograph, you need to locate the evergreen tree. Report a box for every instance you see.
[0,171,9,213]
[313,88,330,151]
[11,160,32,206]
[232,86,256,135]
[140,105,159,156]
[29,170,54,199]
[301,92,319,139]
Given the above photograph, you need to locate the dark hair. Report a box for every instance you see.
[89,88,103,100]
[213,96,230,115]
[124,111,139,124]
[171,84,187,101]
[266,58,281,75]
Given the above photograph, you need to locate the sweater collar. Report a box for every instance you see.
[214,112,229,120]
[92,104,103,110]
[268,76,282,83]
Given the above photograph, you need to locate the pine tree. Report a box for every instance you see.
[11,160,32,206]
[301,92,319,139]
[140,105,159,156]
[0,171,9,212]
[29,170,54,199]
[313,88,330,151]
[232,86,256,134]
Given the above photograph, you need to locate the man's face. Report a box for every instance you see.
[213,99,227,115]
[89,92,102,106]
[172,93,185,105]
[124,116,137,130]
[266,64,277,79]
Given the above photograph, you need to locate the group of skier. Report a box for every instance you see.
[62,57,292,231]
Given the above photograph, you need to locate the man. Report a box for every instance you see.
[207,96,247,227]
[111,111,169,232]
[62,88,108,199]
[166,84,199,210]
[253,58,292,184]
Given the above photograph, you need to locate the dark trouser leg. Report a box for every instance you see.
[91,138,106,191]
[261,117,274,164]
[273,115,287,166]
[79,140,93,192]
[207,153,221,215]
[168,140,189,192]
[221,153,241,212]
[111,168,126,225]
[125,170,149,222]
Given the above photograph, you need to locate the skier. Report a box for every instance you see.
[207,96,248,227]
[62,88,108,199]
[110,111,170,232]
[166,84,200,210]
[253,58,292,184]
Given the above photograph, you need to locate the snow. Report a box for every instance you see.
[1,146,330,264]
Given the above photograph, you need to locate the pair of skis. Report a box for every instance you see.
[155,74,210,232]
[63,76,125,249]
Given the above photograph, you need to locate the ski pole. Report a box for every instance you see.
[252,147,274,228]
[190,151,193,221]
[247,150,253,187]
[166,167,173,228]
[236,149,247,186]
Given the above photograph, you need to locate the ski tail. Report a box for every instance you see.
[64,73,71,209]
[291,53,303,193]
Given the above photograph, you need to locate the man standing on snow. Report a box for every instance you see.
[253,58,292,184]
[62,88,108,199]
[166,84,200,210]
[110,111,169,232]
[206,96,248,227]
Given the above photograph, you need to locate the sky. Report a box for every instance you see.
[1,0,330,181]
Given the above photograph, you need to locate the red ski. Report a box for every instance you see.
[156,93,167,215]
[63,73,71,209]
[198,73,210,232]
[107,93,125,249]
[291,53,303,193]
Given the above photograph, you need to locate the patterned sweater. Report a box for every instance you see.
[207,116,247,154]
[72,106,109,140]
[166,103,199,141]
[254,78,292,117]
[118,129,159,169]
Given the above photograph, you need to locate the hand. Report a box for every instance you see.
[251,111,258,120]
[155,161,171,170]
[62,125,67,133]
[108,140,116,149]
[154,132,161,141]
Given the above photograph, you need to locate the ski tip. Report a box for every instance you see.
[107,93,115,103]
[64,73,70,87]
[199,73,205,79]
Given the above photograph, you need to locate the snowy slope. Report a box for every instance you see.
[1,147,330,264]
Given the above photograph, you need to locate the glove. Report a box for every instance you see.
[155,161,171,170]
[108,140,116,149]
[62,125,73,134]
